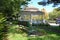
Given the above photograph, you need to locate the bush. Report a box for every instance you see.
[18,21,31,27]
[32,23,50,26]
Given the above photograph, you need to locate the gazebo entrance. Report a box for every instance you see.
[18,6,44,24]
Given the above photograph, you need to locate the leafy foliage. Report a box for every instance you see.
[0,0,30,40]
[38,0,60,6]
[49,8,60,20]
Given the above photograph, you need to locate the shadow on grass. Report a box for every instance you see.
[41,26,60,36]
[28,35,60,40]
[33,24,60,35]
[28,24,60,40]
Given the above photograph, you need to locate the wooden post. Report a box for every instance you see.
[30,14,32,25]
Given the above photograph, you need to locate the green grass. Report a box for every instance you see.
[7,33,27,40]
[28,34,60,40]
[7,25,60,40]
[7,25,28,40]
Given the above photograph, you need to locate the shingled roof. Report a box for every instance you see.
[20,5,44,15]
[24,5,39,11]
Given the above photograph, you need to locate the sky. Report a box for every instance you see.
[28,0,60,12]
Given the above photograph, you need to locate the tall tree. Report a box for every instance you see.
[0,0,30,40]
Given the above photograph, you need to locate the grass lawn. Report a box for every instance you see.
[28,34,60,40]
[7,25,60,40]
[7,25,28,40]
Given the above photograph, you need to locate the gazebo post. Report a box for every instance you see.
[30,14,32,26]
[42,14,44,23]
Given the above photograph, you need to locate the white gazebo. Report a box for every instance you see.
[18,5,44,24]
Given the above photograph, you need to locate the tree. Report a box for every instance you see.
[38,0,60,6]
[41,8,49,20]
[0,0,30,40]
[49,8,60,20]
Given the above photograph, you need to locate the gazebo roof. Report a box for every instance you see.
[24,5,40,11]
[21,5,44,15]
[21,11,43,15]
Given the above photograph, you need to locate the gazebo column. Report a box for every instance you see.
[20,15,23,21]
[42,14,45,23]
[30,14,32,25]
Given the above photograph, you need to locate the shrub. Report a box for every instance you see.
[18,21,31,27]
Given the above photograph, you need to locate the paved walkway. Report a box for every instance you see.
[48,23,59,26]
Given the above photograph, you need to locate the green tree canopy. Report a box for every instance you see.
[0,0,31,24]
[0,0,30,40]
[49,7,60,20]
[38,0,60,6]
